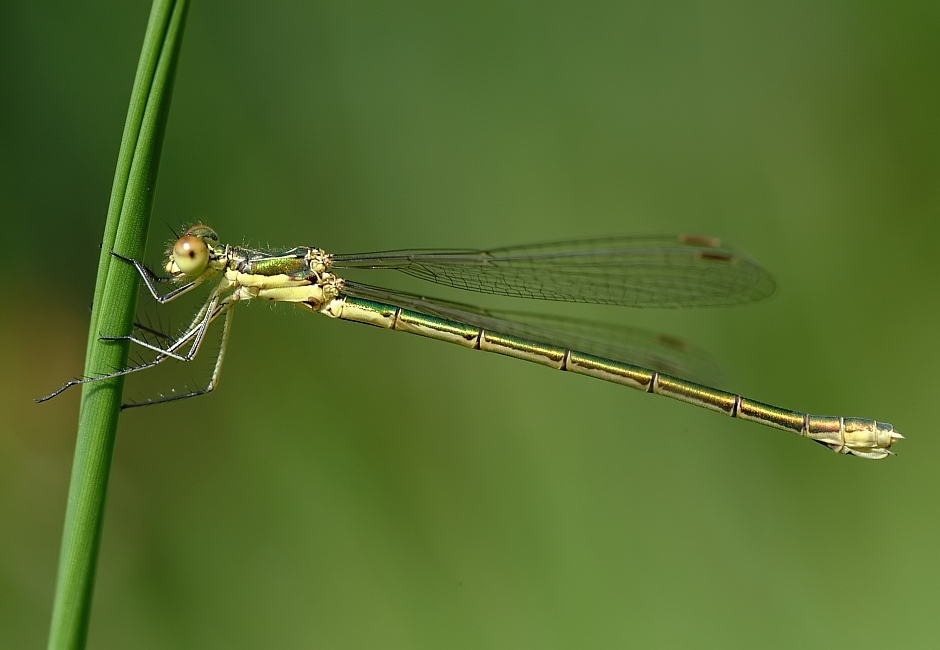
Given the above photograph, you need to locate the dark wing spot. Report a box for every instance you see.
[697,251,734,262]
[679,234,722,247]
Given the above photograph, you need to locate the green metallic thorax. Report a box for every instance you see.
[230,246,321,279]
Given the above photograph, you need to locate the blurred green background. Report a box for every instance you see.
[2,1,937,647]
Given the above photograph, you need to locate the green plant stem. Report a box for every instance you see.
[47,1,190,648]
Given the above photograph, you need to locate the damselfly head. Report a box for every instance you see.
[166,225,219,277]
[184,224,219,244]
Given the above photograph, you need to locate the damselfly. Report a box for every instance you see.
[39,225,902,459]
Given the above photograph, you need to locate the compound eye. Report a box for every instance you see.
[173,235,209,276]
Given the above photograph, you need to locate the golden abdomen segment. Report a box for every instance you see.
[316,295,901,459]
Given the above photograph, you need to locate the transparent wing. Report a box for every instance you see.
[342,281,725,385]
[333,235,775,308]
